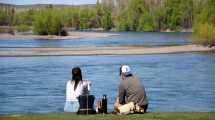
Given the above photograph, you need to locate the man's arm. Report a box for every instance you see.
[118,82,126,104]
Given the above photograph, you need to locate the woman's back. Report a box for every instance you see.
[64,67,91,112]
[66,80,91,102]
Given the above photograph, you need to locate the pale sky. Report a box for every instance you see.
[0,0,97,5]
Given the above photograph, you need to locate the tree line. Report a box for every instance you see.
[0,0,209,32]
[0,0,214,46]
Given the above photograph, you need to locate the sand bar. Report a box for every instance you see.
[0,45,214,57]
[0,31,119,40]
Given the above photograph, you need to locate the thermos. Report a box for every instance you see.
[102,94,107,113]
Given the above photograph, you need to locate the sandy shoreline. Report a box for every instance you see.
[0,31,119,40]
[0,45,214,57]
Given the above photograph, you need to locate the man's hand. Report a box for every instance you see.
[114,97,122,112]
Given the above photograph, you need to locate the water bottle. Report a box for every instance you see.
[102,94,107,113]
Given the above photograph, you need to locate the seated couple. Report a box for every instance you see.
[64,65,148,114]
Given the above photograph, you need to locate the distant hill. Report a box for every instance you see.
[0,3,96,10]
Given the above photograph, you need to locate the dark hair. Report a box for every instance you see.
[72,67,82,91]
[119,66,122,76]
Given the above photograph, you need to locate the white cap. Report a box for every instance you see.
[121,65,131,74]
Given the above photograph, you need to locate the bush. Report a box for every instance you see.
[60,29,68,36]
[79,8,91,30]
[137,13,155,32]
[115,11,131,31]
[116,18,128,31]
[101,8,112,31]
[33,9,50,35]
[33,8,67,36]
[193,23,215,47]
[0,26,14,34]
[16,24,31,32]
[192,1,215,47]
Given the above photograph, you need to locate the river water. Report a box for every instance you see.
[0,32,215,115]
[0,32,191,48]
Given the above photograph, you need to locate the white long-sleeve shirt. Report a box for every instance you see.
[66,80,91,102]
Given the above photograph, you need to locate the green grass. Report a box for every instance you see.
[0,112,214,120]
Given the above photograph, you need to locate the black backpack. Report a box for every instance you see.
[77,95,96,115]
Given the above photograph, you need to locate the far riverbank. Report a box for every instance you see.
[0,30,193,41]
[0,31,120,40]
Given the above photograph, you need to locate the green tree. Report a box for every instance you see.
[61,8,74,28]
[154,7,167,31]
[115,0,147,31]
[165,0,183,31]
[33,8,65,35]
[137,12,155,32]
[88,8,97,28]
[79,8,91,29]
[72,8,80,30]
[128,0,146,31]
[101,7,112,30]
[15,9,35,26]
[116,10,129,31]
[193,23,215,47]
[0,7,14,26]
[16,24,31,32]
[180,0,193,29]
[0,9,8,25]
[33,9,48,35]
[192,0,215,47]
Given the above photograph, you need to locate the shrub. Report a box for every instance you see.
[192,1,215,47]
[137,13,155,32]
[101,8,112,31]
[193,23,215,47]
[16,24,31,32]
[33,8,67,36]
[0,26,14,34]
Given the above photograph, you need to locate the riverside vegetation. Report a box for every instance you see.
[0,0,215,46]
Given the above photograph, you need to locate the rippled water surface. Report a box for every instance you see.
[0,32,191,48]
[0,53,215,114]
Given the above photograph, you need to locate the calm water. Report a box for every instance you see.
[0,32,191,48]
[0,53,215,114]
[0,32,215,115]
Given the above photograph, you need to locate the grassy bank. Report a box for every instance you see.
[0,112,214,120]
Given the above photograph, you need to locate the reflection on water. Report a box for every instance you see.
[0,53,215,114]
[0,32,191,48]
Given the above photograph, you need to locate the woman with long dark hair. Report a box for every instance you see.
[64,67,91,112]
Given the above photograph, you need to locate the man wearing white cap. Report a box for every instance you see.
[114,65,148,114]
